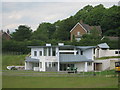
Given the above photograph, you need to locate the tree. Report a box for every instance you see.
[12,25,32,41]
[32,22,56,41]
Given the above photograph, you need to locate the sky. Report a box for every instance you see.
[0,0,120,33]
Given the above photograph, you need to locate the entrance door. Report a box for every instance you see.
[94,63,102,71]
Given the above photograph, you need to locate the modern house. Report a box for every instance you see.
[70,20,102,41]
[94,43,120,71]
[25,43,120,72]
[25,43,96,72]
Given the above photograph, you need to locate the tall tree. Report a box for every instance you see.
[32,22,56,40]
[12,25,32,41]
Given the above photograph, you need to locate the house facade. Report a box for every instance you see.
[25,43,95,72]
[0,30,12,40]
[70,20,102,41]
[25,43,120,72]
[94,43,120,71]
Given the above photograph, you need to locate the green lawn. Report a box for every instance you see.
[2,54,26,70]
[2,70,118,88]
[2,54,119,88]
[2,75,118,88]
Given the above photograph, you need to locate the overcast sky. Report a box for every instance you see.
[1,0,119,32]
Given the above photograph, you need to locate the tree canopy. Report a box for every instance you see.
[12,25,32,41]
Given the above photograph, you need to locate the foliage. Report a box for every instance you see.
[31,22,56,40]
[2,4,120,53]
[12,25,32,41]
[2,54,26,70]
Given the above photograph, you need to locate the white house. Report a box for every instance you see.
[94,43,120,71]
[25,43,96,72]
[25,43,120,72]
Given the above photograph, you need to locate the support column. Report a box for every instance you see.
[92,62,94,71]
[51,48,52,56]
[58,62,60,71]
[42,48,44,56]
[85,62,88,72]
[56,47,59,71]
[39,62,40,71]
[74,48,76,55]
[47,48,48,56]
[25,62,27,70]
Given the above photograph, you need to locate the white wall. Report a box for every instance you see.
[31,48,43,59]
[25,62,33,70]
[75,62,85,72]
[95,49,120,58]
[87,62,93,71]
[83,49,93,60]
[75,62,93,72]
[94,60,110,71]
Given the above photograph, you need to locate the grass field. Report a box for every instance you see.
[2,54,119,88]
[2,71,118,88]
[2,54,26,70]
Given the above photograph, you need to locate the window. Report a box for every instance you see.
[39,51,42,56]
[33,63,39,67]
[77,32,80,35]
[93,48,95,54]
[88,62,92,66]
[115,51,118,54]
[52,47,56,56]
[34,51,37,56]
[44,48,47,56]
[81,51,83,55]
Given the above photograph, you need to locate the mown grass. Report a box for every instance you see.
[2,75,118,88]
[2,54,119,88]
[82,70,117,76]
[2,54,26,70]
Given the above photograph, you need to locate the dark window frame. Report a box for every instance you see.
[34,51,37,56]
[115,51,118,54]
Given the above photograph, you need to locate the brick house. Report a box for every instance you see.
[0,30,12,40]
[70,20,102,41]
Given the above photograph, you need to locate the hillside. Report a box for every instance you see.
[2,4,120,54]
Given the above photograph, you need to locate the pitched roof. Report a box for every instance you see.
[70,20,102,34]
[0,31,12,38]
[59,54,93,62]
[97,43,110,48]
[70,22,87,32]
[76,46,96,51]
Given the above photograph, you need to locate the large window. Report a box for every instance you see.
[34,51,37,56]
[52,47,56,56]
